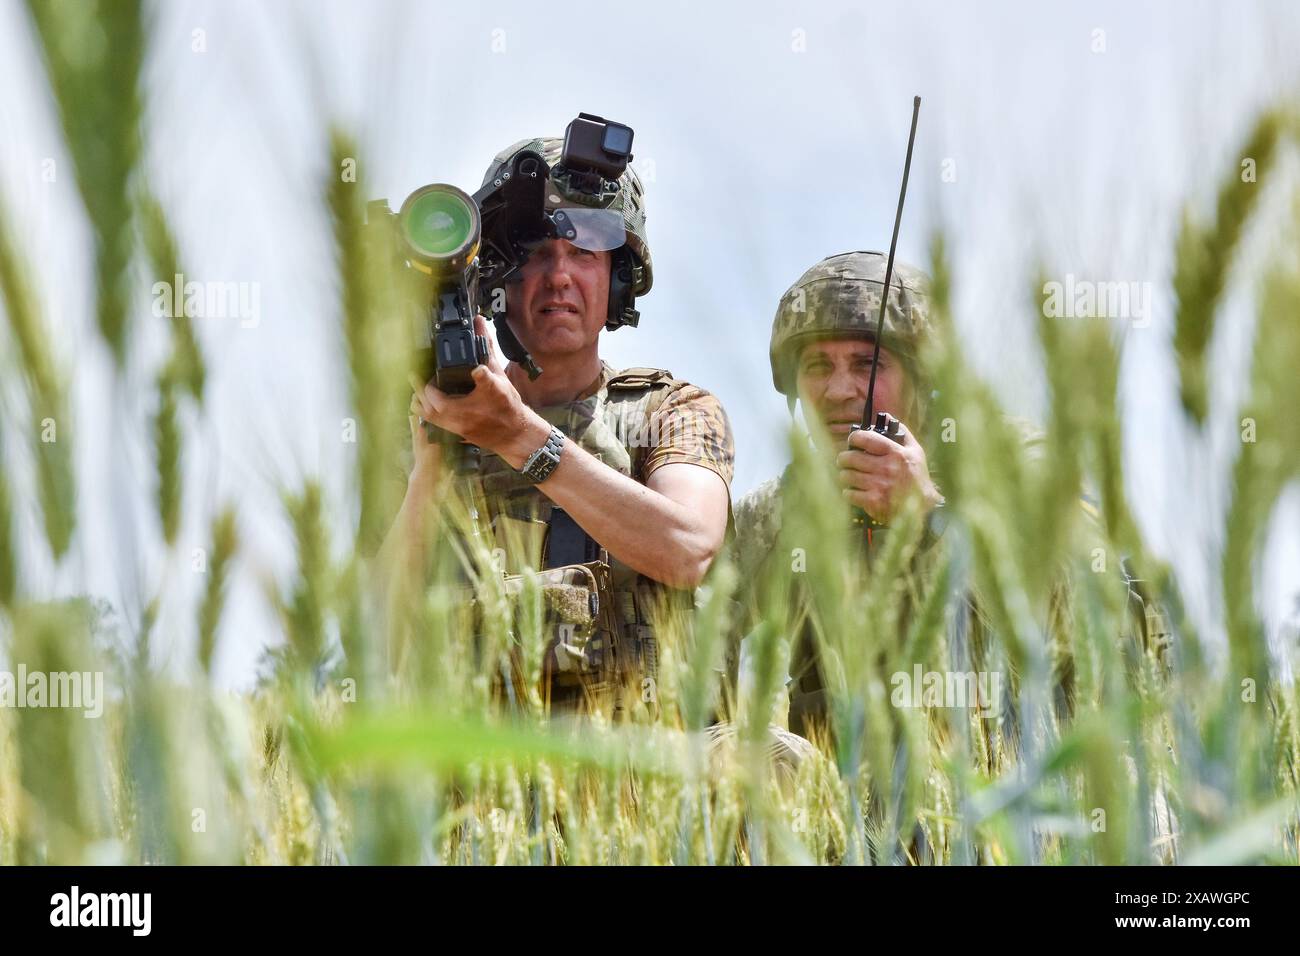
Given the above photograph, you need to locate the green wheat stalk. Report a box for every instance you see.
[152,368,181,545]
[1171,108,1287,423]
[197,506,240,675]
[0,194,76,559]
[25,0,146,365]
[139,190,206,401]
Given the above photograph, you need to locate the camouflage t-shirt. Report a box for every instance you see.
[626,373,735,487]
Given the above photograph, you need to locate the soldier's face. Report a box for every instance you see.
[796,337,913,446]
[507,239,611,360]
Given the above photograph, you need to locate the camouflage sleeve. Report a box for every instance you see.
[640,385,735,487]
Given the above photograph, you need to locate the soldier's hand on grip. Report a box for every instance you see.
[411,315,550,468]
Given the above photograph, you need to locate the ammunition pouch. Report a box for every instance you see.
[484,559,660,711]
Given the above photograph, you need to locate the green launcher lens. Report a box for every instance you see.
[398,184,480,271]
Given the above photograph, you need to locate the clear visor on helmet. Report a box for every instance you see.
[549,206,626,252]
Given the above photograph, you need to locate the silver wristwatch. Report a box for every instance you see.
[519,425,565,483]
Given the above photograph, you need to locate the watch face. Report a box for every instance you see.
[526,457,550,482]
[523,428,563,483]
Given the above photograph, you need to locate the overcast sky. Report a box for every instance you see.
[1,0,1298,687]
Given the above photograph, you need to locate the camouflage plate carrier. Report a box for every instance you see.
[467,365,695,716]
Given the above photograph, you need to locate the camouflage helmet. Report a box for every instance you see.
[481,137,653,299]
[769,251,932,396]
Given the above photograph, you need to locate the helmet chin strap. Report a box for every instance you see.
[491,314,542,380]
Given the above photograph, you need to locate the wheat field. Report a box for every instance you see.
[0,0,1298,866]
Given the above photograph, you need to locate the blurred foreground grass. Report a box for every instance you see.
[0,1,1298,865]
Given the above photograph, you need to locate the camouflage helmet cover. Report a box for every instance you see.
[769,251,932,396]
[481,137,653,297]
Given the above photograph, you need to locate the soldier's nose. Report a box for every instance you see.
[823,370,862,403]
[544,265,573,291]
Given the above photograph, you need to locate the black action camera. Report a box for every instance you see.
[558,113,634,191]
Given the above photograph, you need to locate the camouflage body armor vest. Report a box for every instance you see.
[469,365,693,715]
[732,435,1173,740]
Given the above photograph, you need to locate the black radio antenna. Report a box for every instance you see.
[862,96,922,430]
